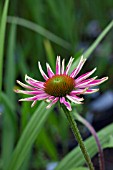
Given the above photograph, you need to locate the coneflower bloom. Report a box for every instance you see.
[15,56,108,111]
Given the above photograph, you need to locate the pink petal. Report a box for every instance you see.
[70,89,87,95]
[65,57,74,75]
[56,56,60,75]
[61,59,65,74]
[76,68,97,83]
[66,95,83,104]
[46,97,59,109]
[19,93,49,101]
[38,61,49,80]
[76,76,97,88]
[14,89,45,95]
[84,88,99,94]
[70,56,86,78]
[60,97,72,111]
[16,80,36,90]
[68,94,84,101]
[25,75,44,88]
[46,63,54,78]
[85,77,108,87]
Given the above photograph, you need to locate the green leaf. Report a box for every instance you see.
[69,168,88,170]
[7,16,71,49]
[37,128,58,160]
[103,135,113,148]
[7,102,53,170]
[55,123,113,170]
[0,0,9,92]
[4,23,16,103]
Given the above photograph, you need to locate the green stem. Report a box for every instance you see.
[62,105,94,170]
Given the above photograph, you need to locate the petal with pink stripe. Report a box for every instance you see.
[85,77,108,87]
[46,97,59,109]
[25,75,44,88]
[56,56,60,75]
[65,57,74,75]
[14,89,45,95]
[66,95,83,104]
[70,56,86,78]
[76,68,97,83]
[46,63,54,78]
[60,97,72,111]
[38,61,49,80]
[61,59,65,74]
[16,80,36,90]
[19,93,49,101]
[84,88,99,94]
[76,76,97,88]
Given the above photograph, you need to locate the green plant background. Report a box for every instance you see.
[0,0,113,170]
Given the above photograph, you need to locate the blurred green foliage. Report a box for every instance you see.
[0,0,113,170]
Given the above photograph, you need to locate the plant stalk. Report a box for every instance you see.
[75,113,105,170]
[62,105,94,170]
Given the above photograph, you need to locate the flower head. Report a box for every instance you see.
[15,56,108,111]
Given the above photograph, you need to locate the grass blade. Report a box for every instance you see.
[7,102,53,170]
[0,0,9,92]
[7,16,71,50]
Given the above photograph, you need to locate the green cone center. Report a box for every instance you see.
[44,75,75,97]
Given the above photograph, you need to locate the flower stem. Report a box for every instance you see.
[75,113,105,170]
[62,105,94,170]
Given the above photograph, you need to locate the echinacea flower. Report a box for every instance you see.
[15,56,108,111]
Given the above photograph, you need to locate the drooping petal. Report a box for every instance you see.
[19,93,49,101]
[14,89,45,95]
[61,59,65,74]
[67,94,84,101]
[76,68,97,83]
[70,56,86,78]
[46,63,54,78]
[66,95,83,104]
[46,97,59,109]
[38,61,49,80]
[65,57,74,75]
[25,75,44,88]
[16,80,36,90]
[60,97,72,111]
[76,76,98,88]
[56,56,60,75]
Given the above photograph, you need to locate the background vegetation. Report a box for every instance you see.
[0,0,113,170]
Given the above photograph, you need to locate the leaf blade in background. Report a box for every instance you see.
[0,0,9,92]
[70,20,113,72]
[55,123,113,170]
[7,16,71,50]
[7,102,53,170]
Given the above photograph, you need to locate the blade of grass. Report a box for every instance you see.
[44,39,55,71]
[7,16,71,50]
[55,123,113,170]
[6,102,53,170]
[4,23,16,103]
[0,0,9,92]
[70,20,113,72]
[37,128,58,160]
[2,23,17,170]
